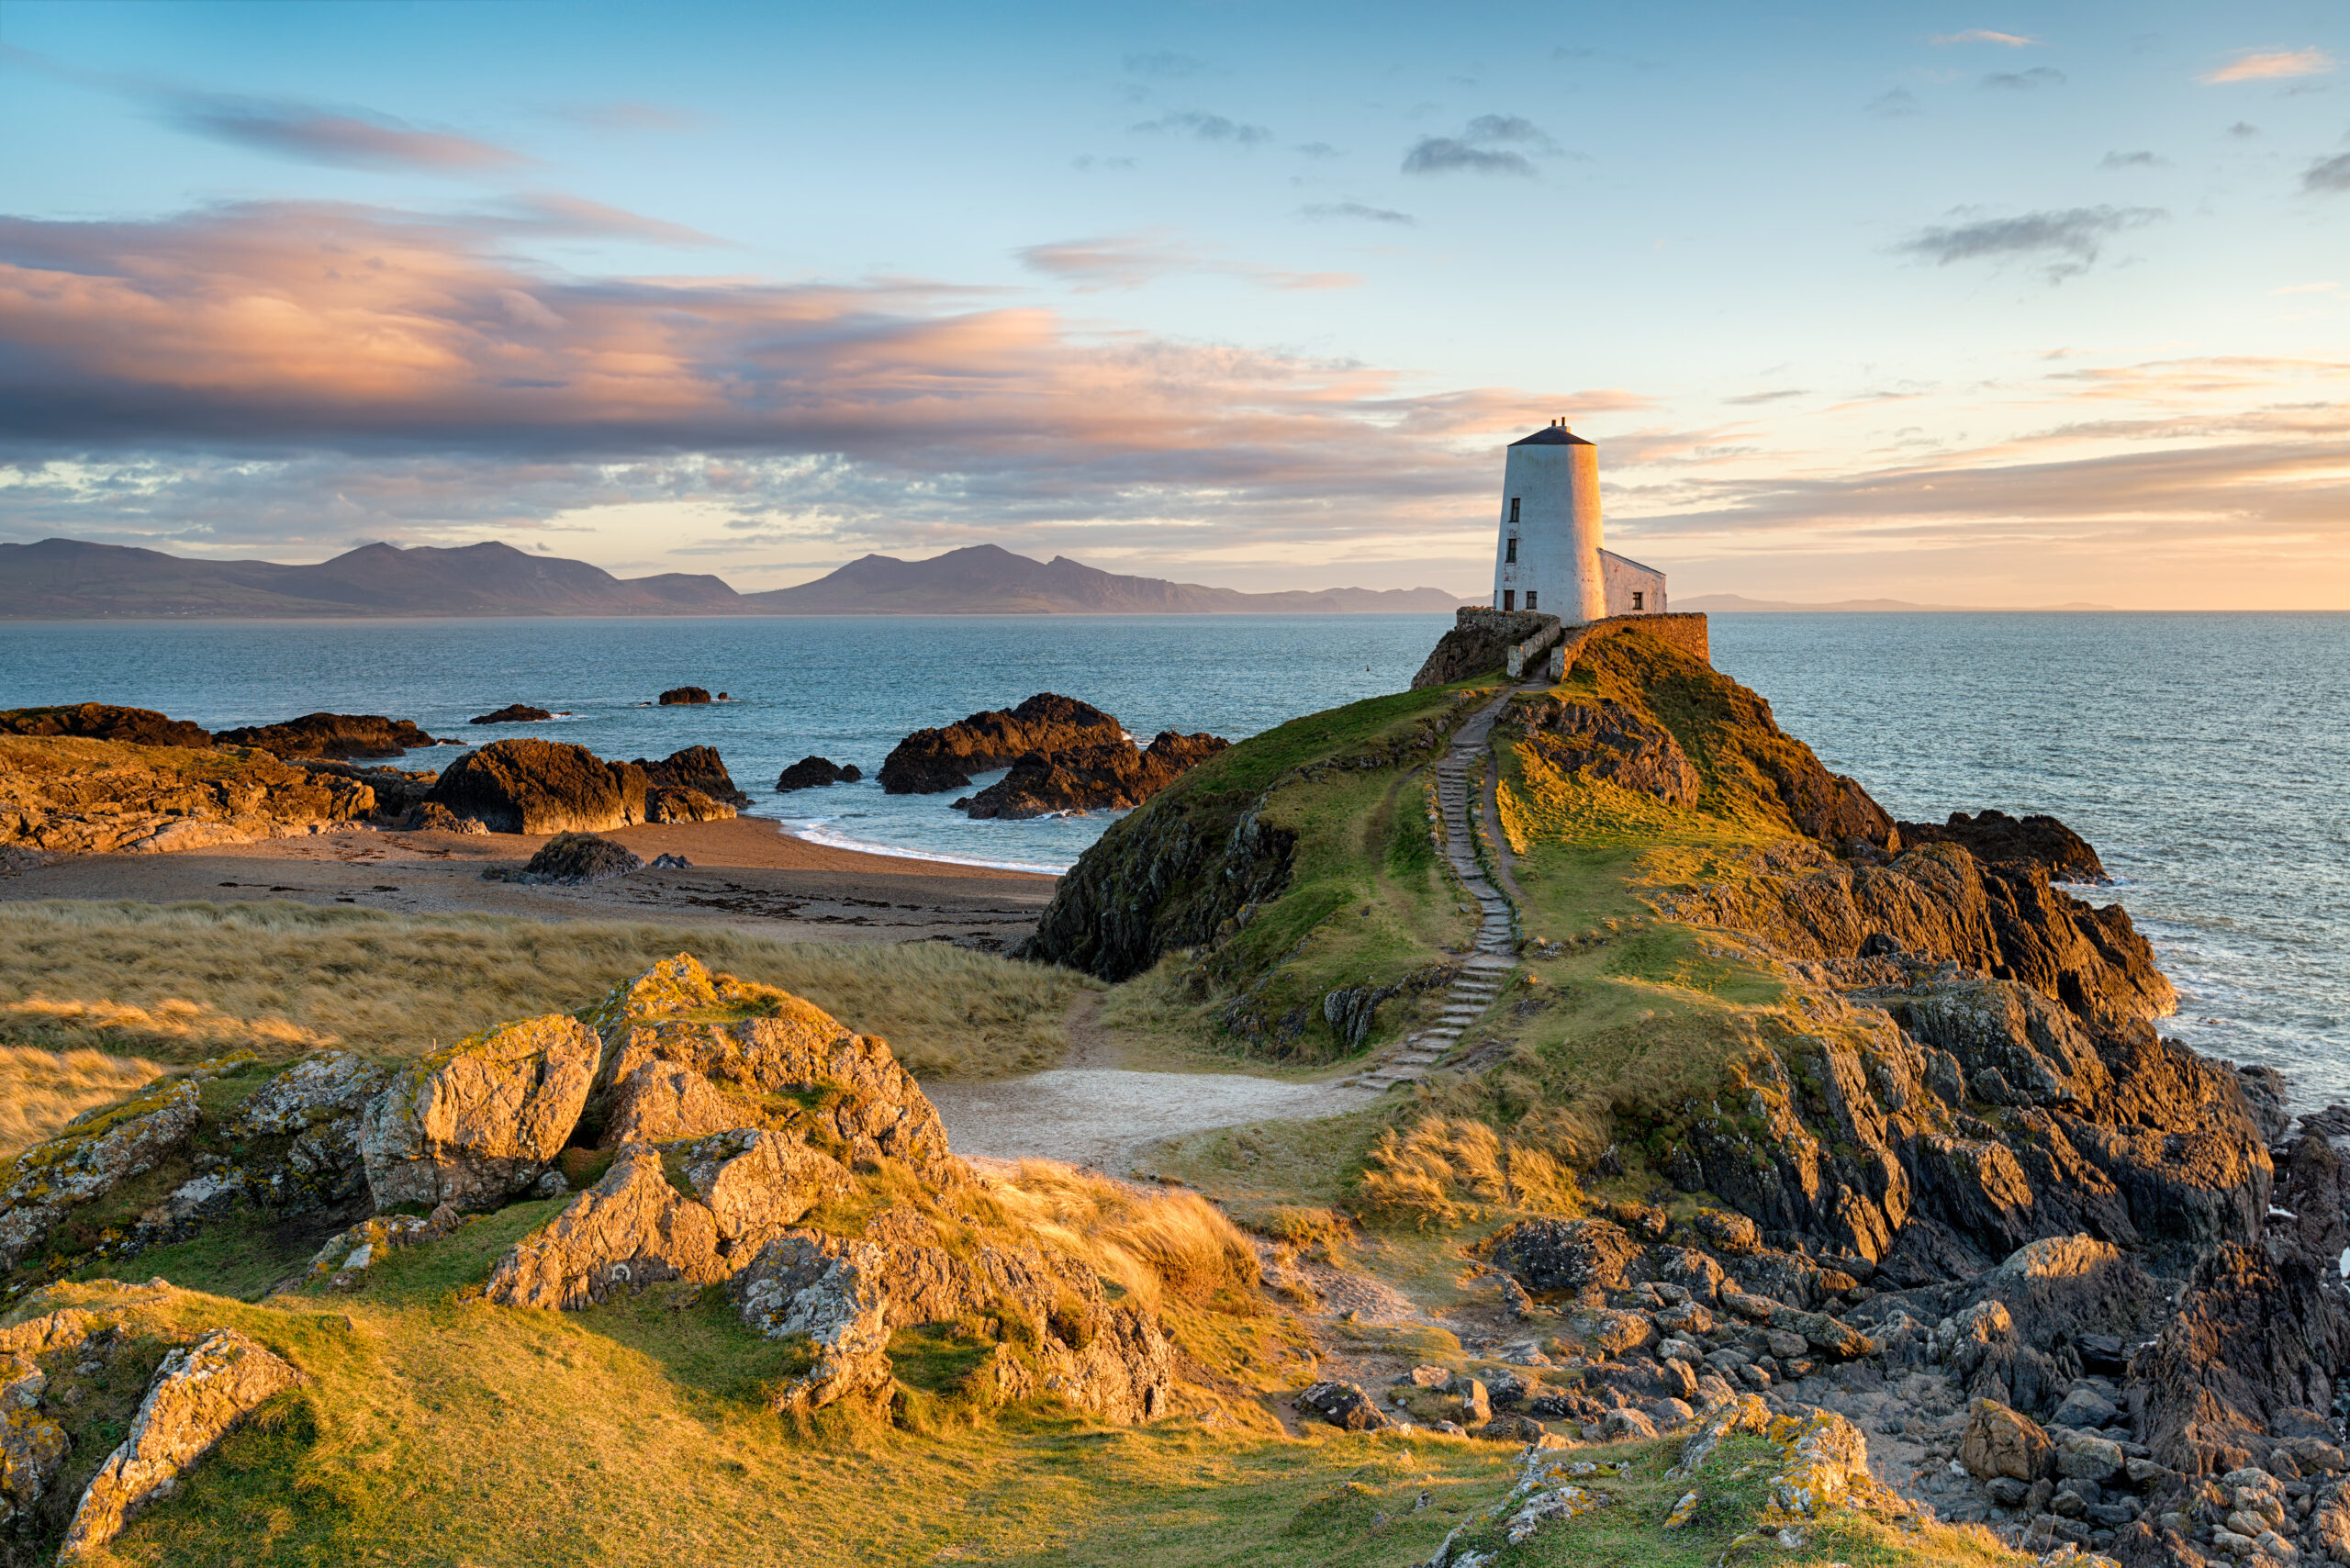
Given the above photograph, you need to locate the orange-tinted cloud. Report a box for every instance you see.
[2200,48,2335,84]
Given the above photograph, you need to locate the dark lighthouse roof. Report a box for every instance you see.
[1510,424,1594,446]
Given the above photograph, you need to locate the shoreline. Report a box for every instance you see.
[0,815,1058,946]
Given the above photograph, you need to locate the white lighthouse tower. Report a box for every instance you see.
[1491,420,1665,622]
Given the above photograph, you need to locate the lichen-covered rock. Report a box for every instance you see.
[598,1062,742,1148]
[1961,1397,2054,1481]
[1296,1381,1387,1432]
[482,1147,724,1309]
[231,1052,391,1137]
[0,734,375,857]
[1483,1218,1639,1297]
[58,1327,301,1558]
[733,1233,894,1412]
[359,1014,599,1210]
[0,1081,200,1270]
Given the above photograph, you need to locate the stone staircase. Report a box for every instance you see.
[1347,686,1528,1091]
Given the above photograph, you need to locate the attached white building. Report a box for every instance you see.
[1491,421,1666,621]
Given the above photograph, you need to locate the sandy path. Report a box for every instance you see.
[926,996,1375,1172]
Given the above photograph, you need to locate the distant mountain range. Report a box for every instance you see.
[0,539,1473,619]
[1677,593,2119,613]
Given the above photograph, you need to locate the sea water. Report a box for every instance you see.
[2,611,2343,1108]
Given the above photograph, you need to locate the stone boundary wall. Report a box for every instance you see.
[1544,612,1712,679]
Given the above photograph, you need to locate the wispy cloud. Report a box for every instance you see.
[1865,88,1922,118]
[1723,388,1809,406]
[2201,48,2335,84]
[487,193,727,247]
[1930,29,2041,47]
[1128,110,1270,147]
[161,91,526,172]
[2100,150,2165,168]
[1982,67,2066,90]
[2308,154,2350,194]
[1015,231,1356,291]
[1299,202,1415,226]
[1897,206,2165,280]
[1294,141,1343,159]
[1400,113,1561,177]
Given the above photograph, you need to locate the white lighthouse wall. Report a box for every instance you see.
[1600,550,1668,616]
[1492,443,1606,622]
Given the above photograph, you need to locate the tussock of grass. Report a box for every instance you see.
[991,1161,1261,1316]
[1359,1115,1583,1227]
[0,1042,169,1159]
[0,901,1093,1080]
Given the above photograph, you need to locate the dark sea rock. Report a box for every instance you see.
[216,712,439,759]
[469,704,554,725]
[955,731,1228,820]
[484,832,644,887]
[1897,809,2111,884]
[0,702,212,749]
[658,687,712,706]
[634,745,751,809]
[776,756,858,791]
[424,738,640,834]
[878,693,1125,794]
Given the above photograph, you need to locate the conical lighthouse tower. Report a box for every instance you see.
[1490,420,1665,622]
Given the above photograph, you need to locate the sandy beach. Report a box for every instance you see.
[0,815,1058,946]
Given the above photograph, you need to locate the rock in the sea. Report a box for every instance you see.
[878,693,1125,794]
[469,704,554,725]
[483,831,643,887]
[58,1327,302,1559]
[359,1014,600,1210]
[214,712,438,759]
[0,703,211,749]
[955,731,1230,820]
[658,687,712,706]
[775,756,859,791]
[634,745,752,810]
[1896,809,2109,884]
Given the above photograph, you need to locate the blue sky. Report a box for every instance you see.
[1,0,2344,605]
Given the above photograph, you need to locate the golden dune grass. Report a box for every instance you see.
[0,1043,168,1159]
[0,900,1092,1081]
[990,1159,1260,1315]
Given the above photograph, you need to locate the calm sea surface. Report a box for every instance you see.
[2,611,2343,1109]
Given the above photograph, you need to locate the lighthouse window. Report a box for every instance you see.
[1505,536,1518,564]
[1631,591,1644,610]
[1526,591,1538,611]
[1508,498,1520,524]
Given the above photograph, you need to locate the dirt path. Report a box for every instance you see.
[925,995,1376,1173]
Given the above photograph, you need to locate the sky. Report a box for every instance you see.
[0,1,2344,607]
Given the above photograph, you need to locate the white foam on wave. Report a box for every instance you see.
[775,817,1070,877]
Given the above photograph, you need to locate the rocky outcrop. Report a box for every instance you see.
[1410,607,1555,689]
[294,758,437,820]
[1515,694,1701,804]
[955,732,1230,819]
[657,687,711,705]
[469,704,554,724]
[1665,840,2175,1028]
[879,693,1125,794]
[58,1328,301,1560]
[1897,810,2110,884]
[424,740,740,832]
[359,1015,599,1210]
[0,734,376,856]
[0,705,210,749]
[213,712,438,759]
[483,832,643,886]
[634,745,752,810]
[0,1082,200,1271]
[775,756,860,790]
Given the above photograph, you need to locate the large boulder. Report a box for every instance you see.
[1483,1217,1639,1297]
[0,704,210,749]
[359,1014,599,1210]
[775,756,860,791]
[484,832,643,887]
[214,712,438,759]
[422,738,635,834]
[954,731,1229,820]
[58,1327,301,1559]
[1960,1398,2053,1481]
[878,693,1125,794]
[635,745,752,809]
